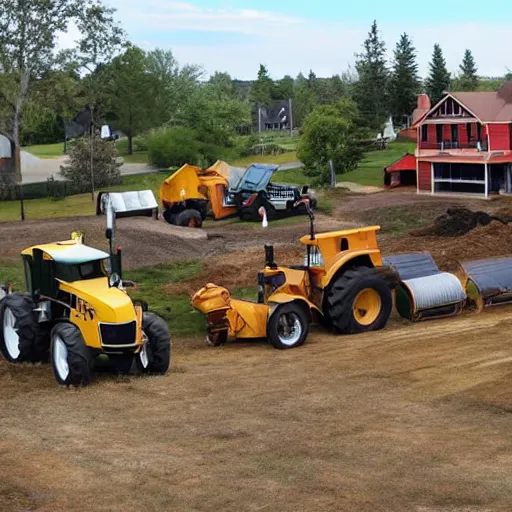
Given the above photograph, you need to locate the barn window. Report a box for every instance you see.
[467,123,472,141]
[451,124,459,142]
[421,125,428,142]
[477,123,482,141]
[436,124,443,143]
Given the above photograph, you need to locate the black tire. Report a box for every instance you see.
[326,266,393,334]
[267,303,310,350]
[207,329,228,347]
[162,208,176,225]
[109,354,134,375]
[136,313,171,374]
[0,294,47,363]
[175,209,203,228]
[50,323,91,386]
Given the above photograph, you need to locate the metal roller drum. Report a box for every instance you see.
[395,272,467,321]
[383,252,440,280]
[461,257,512,306]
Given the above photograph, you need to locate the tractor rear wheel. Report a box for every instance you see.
[136,313,171,375]
[50,323,91,386]
[267,303,309,350]
[0,294,47,363]
[326,266,392,334]
[175,209,203,228]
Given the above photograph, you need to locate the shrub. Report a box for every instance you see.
[146,126,232,168]
[146,127,201,168]
[60,136,122,189]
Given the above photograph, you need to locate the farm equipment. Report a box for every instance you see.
[0,199,171,386]
[160,160,316,227]
[192,203,512,349]
[192,203,399,349]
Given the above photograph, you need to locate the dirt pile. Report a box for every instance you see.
[409,208,507,237]
[0,216,211,269]
[383,220,512,272]
[163,245,305,296]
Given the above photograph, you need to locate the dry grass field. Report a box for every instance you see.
[2,189,512,511]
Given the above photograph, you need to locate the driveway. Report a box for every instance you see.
[20,151,153,184]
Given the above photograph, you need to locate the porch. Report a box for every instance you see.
[432,162,512,197]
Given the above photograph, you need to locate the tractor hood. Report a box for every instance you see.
[58,277,136,324]
[160,164,207,204]
[229,164,280,193]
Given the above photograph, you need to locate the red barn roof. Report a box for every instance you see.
[385,153,416,173]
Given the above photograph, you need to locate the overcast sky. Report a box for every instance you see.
[67,0,512,80]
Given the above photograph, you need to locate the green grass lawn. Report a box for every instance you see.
[24,139,150,164]
[338,140,416,187]
[23,142,65,159]
[231,151,297,167]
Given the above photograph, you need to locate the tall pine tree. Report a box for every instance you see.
[389,33,421,120]
[354,20,390,129]
[425,44,451,104]
[458,49,479,91]
[250,64,274,106]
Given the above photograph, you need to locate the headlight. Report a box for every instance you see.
[109,272,121,288]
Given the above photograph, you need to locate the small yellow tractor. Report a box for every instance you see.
[192,202,398,349]
[0,200,171,386]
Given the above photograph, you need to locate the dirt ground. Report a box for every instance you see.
[2,191,512,511]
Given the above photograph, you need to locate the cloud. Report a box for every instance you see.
[106,1,512,80]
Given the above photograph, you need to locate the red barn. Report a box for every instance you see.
[391,81,512,197]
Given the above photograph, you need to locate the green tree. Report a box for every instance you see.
[297,98,366,185]
[250,64,274,106]
[293,72,316,127]
[275,75,294,100]
[457,49,479,91]
[389,33,421,120]
[60,135,121,189]
[106,46,160,154]
[354,20,390,129]
[0,0,123,187]
[425,44,451,104]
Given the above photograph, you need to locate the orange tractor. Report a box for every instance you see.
[192,204,398,348]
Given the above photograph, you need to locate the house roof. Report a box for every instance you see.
[414,81,512,126]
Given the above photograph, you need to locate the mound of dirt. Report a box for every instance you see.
[383,220,512,272]
[163,246,305,297]
[410,208,506,237]
[0,216,210,269]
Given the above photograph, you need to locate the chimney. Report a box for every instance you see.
[412,93,431,124]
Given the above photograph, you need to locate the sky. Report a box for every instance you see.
[69,0,512,80]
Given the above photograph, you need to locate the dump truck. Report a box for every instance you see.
[192,202,512,349]
[159,160,316,227]
[0,200,171,386]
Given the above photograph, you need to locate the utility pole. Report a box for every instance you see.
[90,107,95,201]
[14,142,24,221]
[289,98,293,137]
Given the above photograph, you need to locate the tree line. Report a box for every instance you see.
[0,4,511,187]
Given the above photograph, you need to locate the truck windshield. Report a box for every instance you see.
[55,259,108,282]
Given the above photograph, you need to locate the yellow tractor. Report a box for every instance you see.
[192,202,398,349]
[0,201,171,386]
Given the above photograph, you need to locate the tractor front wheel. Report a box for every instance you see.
[50,323,91,386]
[109,354,134,375]
[175,209,203,228]
[136,313,171,375]
[326,266,392,334]
[267,303,310,350]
